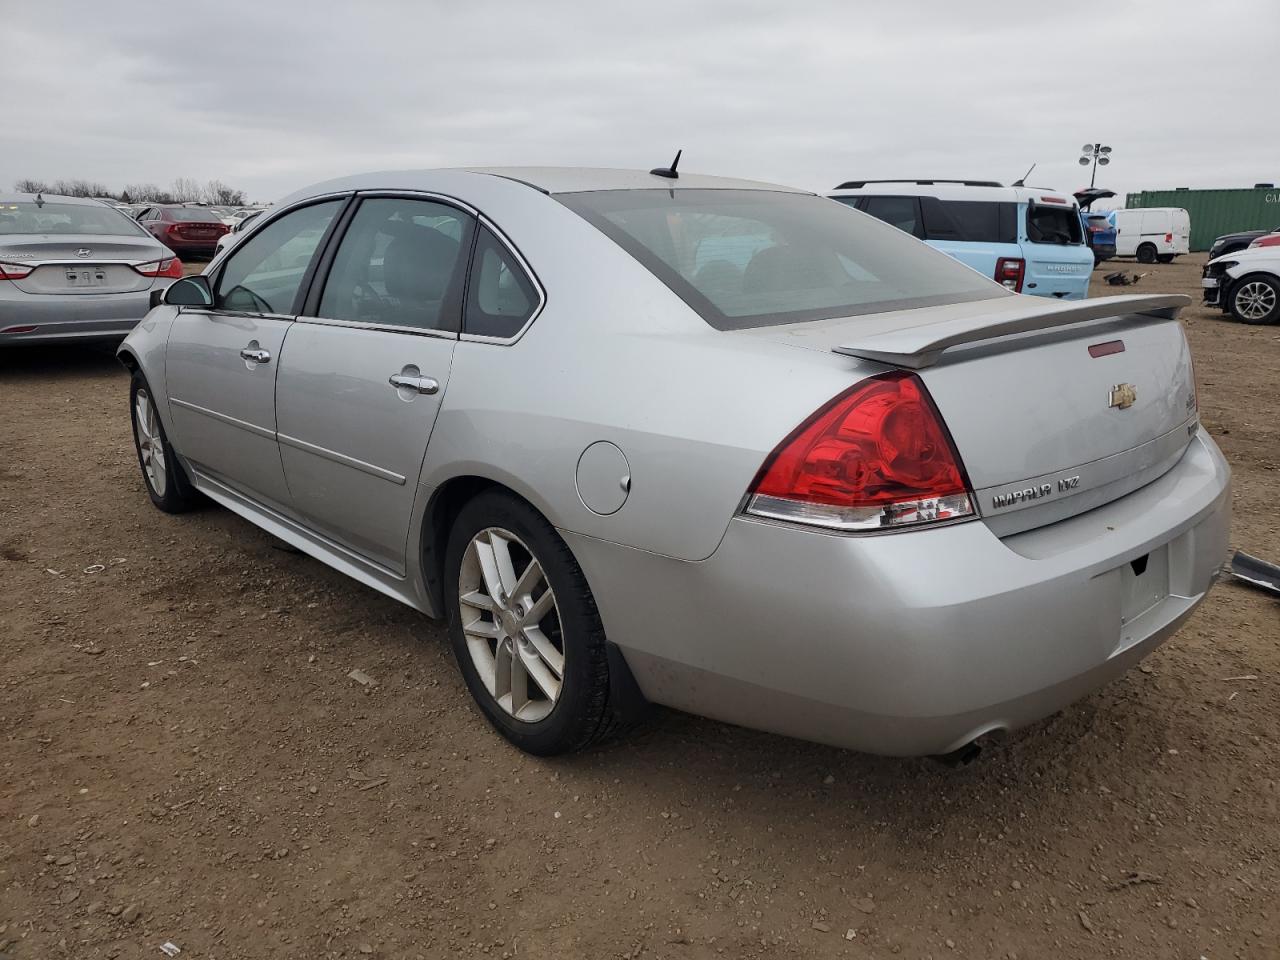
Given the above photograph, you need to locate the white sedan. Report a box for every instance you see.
[1201,247,1280,324]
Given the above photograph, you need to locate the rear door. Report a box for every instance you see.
[1021,200,1093,299]
[273,195,476,575]
[165,198,345,513]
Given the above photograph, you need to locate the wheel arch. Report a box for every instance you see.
[417,472,650,724]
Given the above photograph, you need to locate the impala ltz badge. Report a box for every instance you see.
[75,248,91,258]
[1109,383,1137,410]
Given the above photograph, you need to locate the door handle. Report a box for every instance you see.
[239,347,271,364]
[388,374,440,395]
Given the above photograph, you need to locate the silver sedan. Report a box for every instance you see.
[1,194,183,344]
[118,168,1230,757]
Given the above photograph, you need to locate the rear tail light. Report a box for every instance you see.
[2,325,38,334]
[744,371,974,532]
[0,261,34,280]
[133,258,183,278]
[1165,233,1173,243]
[994,257,1025,292]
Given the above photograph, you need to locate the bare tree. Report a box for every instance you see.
[170,177,202,203]
[202,179,246,206]
[125,182,168,202]
[14,178,51,194]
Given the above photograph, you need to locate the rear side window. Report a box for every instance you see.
[560,189,1006,331]
[860,196,923,238]
[922,200,1017,243]
[318,197,474,332]
[1026,205,1084,245]
[464,226,539,338]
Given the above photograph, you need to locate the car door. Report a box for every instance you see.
[164,198,346,514]
[273,194,476,575]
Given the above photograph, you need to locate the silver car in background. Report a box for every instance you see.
[118,167,1230,758]
[1,194,183,345]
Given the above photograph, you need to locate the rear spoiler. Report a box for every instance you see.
[833,294,1190,369]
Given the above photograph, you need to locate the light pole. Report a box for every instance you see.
[1079,144,1112,188]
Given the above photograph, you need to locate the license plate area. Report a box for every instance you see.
[1120,545,1170,626]
[65,266,107,287]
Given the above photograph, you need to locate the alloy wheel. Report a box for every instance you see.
[458,527,565,722]
[134,388,167,495]
[1235,281,1277,321]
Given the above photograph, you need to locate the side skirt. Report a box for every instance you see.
[192,469,430,615]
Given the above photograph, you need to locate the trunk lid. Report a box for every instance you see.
[0,236,167,295]
[750,294,1198,536]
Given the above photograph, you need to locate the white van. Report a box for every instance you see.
[1108,208,1190,263]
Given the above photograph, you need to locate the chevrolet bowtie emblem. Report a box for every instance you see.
[1109,383,1137,410]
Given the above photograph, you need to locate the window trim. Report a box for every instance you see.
[205,193,353,321]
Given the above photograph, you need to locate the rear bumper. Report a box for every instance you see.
[568,429,1230,755]
[0,283,170,344]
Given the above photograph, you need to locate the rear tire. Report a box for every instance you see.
[443,490,620,755]
[1228,273,1280,325]
[1136,243,1158,264]
[130,373,200,513]
[1156,254,1176,264]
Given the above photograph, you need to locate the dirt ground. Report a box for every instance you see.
[1,254,1277,960]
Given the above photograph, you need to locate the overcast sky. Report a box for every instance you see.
[3,1,1277,206]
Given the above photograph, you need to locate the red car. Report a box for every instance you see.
[134,205,229,257]
[1249,232,1280,250]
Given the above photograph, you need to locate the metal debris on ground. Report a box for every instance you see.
[1230,550,1280,598]
[347,668,378,688]
[1103,271,1150,286]
[159,942,181,957]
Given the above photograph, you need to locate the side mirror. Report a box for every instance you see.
[162,275,214,308]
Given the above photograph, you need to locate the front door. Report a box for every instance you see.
[165,199,345,512]
[274,196,475,575]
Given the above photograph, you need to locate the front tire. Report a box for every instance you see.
[444,490,619,755]
[1228,274,1280,325]
[130,373,200,513]
[1136,243,1158,264]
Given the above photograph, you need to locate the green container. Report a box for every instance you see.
[1124,186,1280,252]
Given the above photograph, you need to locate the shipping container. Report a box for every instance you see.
[1125,186,1280,252]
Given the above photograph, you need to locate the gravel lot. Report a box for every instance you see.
[2,255,1277,960]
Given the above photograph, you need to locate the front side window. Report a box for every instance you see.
[560,189,1006,331]
[464,226,539,338]
[0,201,145,237]
[317,197,473,331]
[214,200,342,314]
[1026,204,1084,245]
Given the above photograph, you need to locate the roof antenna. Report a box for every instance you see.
[1012,163,1035,187]
[34,192,45,208]
[650,149,682,180]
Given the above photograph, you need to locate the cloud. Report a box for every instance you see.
[2,0,1276,202]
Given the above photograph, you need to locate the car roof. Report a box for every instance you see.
[0,193,105,205]
[280,167,810,203]
[469,166,807,195]
[829,180,1078,205]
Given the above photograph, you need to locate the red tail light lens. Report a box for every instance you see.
[994,257,1025,292]
[0,261,35,280]
[133,258,183,278]
[1165,233,1173,243]
[745,372,974,531]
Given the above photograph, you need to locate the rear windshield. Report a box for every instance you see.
[0,201,143,237]
[559,190,1007,331]
[170,208,223,222]
[1026,204,1084,245]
